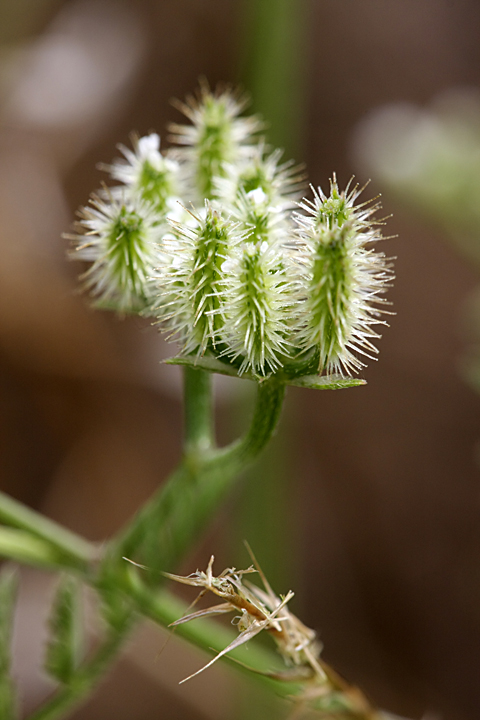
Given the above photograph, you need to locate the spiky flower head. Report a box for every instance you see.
[294,178,393,375]
[156,203,245,355]
[214,143,305,212]
[102,133,182,218]
[67,83,394,383]
[219,237,294,375]
[169,81,262,200]
[228,186,288,251]
[69,193,161,313]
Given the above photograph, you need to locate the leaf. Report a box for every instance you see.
[164,355,367,390]
[0,527,80,570]
[285,374,366,390]
[45,576,82,684]
[164,354,250,379]
[0,568,18,720]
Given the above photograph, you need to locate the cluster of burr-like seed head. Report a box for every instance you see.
[69,82,393,377]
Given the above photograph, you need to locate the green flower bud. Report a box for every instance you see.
[214,144,305,212]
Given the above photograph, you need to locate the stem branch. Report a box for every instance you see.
[0,371,286,720]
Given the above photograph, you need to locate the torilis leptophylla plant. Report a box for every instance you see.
[0,81,399,720]
[69,83,393,382]
[47,82,396,720]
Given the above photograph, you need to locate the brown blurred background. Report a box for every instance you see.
[2,1,480,719]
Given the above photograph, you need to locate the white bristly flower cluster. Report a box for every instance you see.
[69,83,393,378]
[294,178,393,375]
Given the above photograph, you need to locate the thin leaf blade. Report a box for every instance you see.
[0,568,18,720]
[45,575,82,684]
[164,355,366,390]
[286,374,366,390]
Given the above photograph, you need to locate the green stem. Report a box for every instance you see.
[0,528,88,573]
[0,371,286,720]
[112,377,285,578]
[223,378,285,464]
[183,367,214,454]
[0,493,94,567]
[240,0,308,157]
[28,622,133,720]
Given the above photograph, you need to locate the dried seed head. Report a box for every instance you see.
[166,553,383,718]
[165,555,321,682]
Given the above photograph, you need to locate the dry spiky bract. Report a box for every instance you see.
[166,555,384,719]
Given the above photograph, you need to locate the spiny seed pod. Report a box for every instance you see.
[214,143,305,211]
[169,81,262,200]
[220,240,294,375]
[102,133,182,218]
[294,178,393,375]
[68,193,160,313]
[157,203,244,355]
[227,186,292,257]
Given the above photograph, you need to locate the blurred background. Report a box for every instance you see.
[2,1,480,719]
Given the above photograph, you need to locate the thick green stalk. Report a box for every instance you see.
[111,377,285,579]
[183,367,214,454]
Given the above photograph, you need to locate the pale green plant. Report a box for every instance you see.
[0,83,395,720]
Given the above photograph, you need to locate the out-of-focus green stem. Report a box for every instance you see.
[240,0,308,157]
[0,528,88,573]
[238,0,308,599]
[0,493,95,568]
[0,568,17,720]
